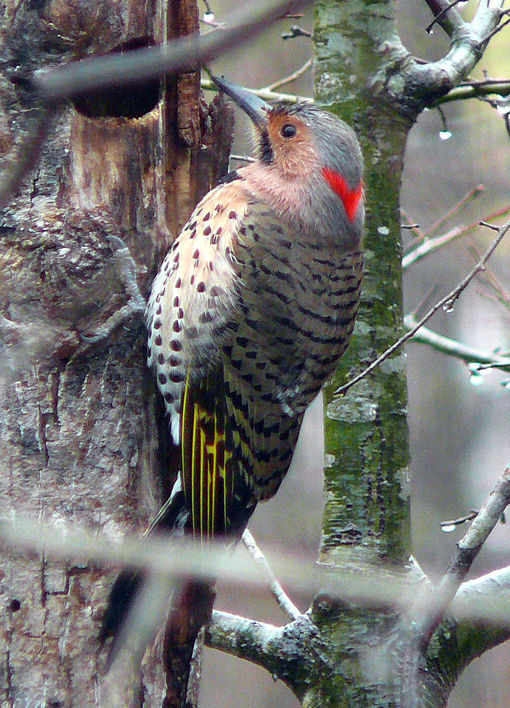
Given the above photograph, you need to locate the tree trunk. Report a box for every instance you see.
[0,0,232,704]
[309,1,411,704]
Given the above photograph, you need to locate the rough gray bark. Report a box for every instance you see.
[0,0,232,704]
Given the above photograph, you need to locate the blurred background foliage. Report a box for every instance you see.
[198,1,510,705]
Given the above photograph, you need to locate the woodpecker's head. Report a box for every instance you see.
[212,75,364,247]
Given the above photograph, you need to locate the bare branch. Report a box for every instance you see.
[206,610,281,662]
[281,25,312,40]
[263,57,312,92]
[201,77,311,104]
[0,515,423,612]
[32,0,313,104]
[242,529,301,621]
[403,204,510,268]
[404,315,510,372]
[453,565,510,627]
[403,3,504,108]
[431,465,510,634]
[477,12,510,45]
[440,510,478,531]
[424,0,468,36]
[400,464,510,706]
[335,218,510,395]
[422,184,484,237]
[206,610,323,693]
[438,77,510,104]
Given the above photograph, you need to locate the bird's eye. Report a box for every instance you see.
[281,124,297,139]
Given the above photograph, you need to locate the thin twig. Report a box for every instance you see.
[335,218,510,396]
[437,78,510,104]
[32,0,313,103]
[471,245,510,308]
[423,0,467,36]
[263,57,312,92]
[423,184,484,237]
[403,225,465,266]
[420,466,510,645]
[404,315,510,372]
[201,77,311,104]
[229,153,255,163]
[440,510,478,530]
[425,0,468,35]
[401,209,426,245]
[477,13,510,47]
[242,529,301,621]
[402,204,510,268]
[281,25,312,39]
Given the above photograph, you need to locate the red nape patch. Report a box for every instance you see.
[322,167,363,222]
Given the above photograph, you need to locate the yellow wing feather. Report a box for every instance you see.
[181,372,233,539]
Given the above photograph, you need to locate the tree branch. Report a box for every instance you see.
[400,464,510,706]
[404,315,510,372]
[423,0,467,37]
[206,610,281,663]
[437,78,510,104]
[402,202,510,268]
[205,610,320,697]
[393,2,505,111]
[453,565,510,627]
[422,464,510,645]
[201,77,311,104]
[32,0,313,103]
[335,218,510,395]
[242,529,302,621]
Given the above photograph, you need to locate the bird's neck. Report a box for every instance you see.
[239,163,361,251]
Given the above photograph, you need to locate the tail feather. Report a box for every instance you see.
[98,483,187,648]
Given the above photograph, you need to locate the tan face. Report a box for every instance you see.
[264,112,319,178]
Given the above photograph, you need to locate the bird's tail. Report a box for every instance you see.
[98,476,251,703]
[98,481,188,650]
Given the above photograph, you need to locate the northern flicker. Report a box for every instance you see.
[100,75,364,655]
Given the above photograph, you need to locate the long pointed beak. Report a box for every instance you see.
[211,75,270,130]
